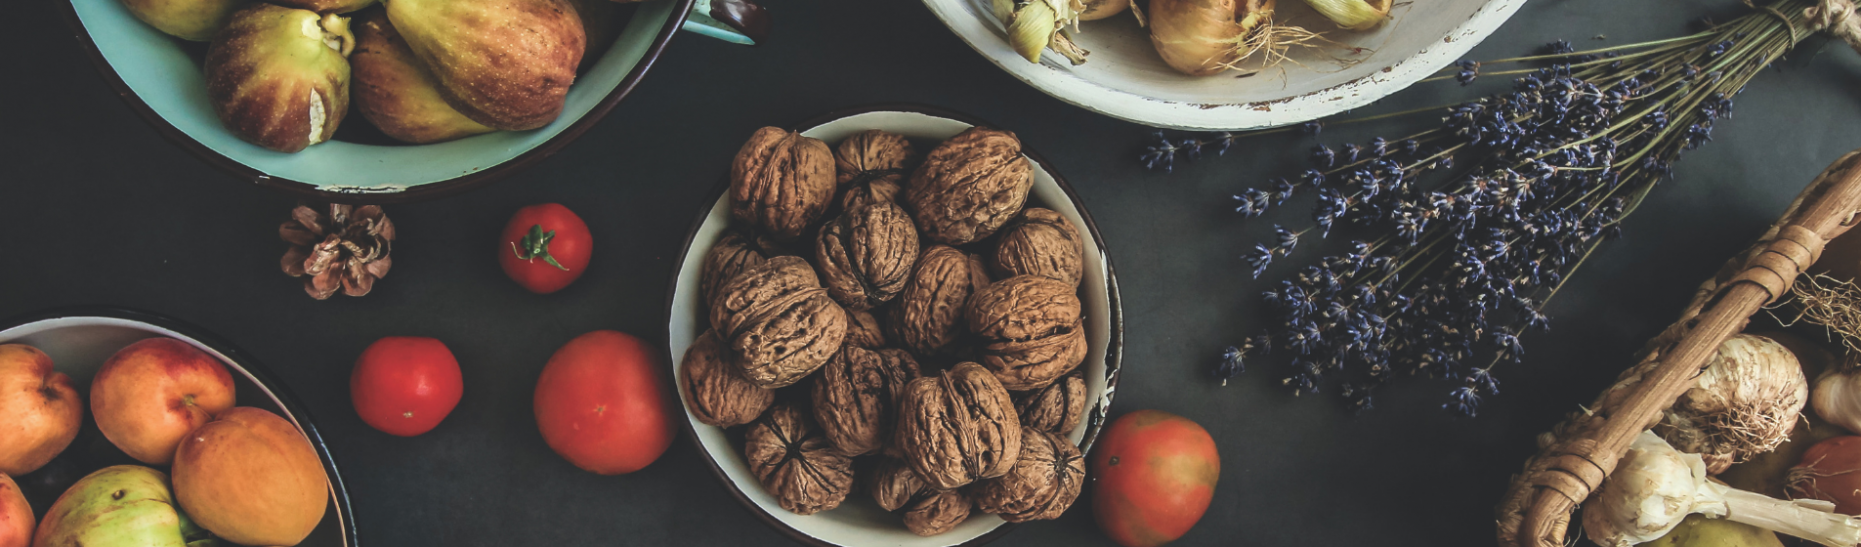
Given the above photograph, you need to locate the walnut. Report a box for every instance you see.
[992,208,1085,287]
[904,127,1033,246]
[835,129,917,186]
[731,127,835,240]
[810,345,919,456]
[711,256,849,388]
[839,176,903,212]
[700,229,785,309]
[745,403,856,515]
[1016,370,1087,433]
[971,426,1085,522]
[844,309,886,348]
[679,330,774,427]
[815,198,919,311]
[896,363,1022,490]
[966,275,1087,390]
[886,245,991,356]
[904,489,972,536]
[870,457,927,512]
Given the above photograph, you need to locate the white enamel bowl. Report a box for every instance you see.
[665,105,1123,547]
[921,0,1526,130]
[0,308,354,547]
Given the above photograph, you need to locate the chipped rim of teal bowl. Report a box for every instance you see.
[61,0,695,204]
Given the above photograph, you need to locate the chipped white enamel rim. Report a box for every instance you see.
[921,0,1526,130]
[667,108,1121,547]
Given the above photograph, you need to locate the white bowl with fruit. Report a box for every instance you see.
[0,308,352,547]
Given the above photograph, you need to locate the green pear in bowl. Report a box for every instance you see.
[31,465,218,547]
[387,0,585,131]
[205,4,353,153]
[351,8,493,144]
[118,0,247,41]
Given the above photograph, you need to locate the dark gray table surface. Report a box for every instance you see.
[8,0,1861,545]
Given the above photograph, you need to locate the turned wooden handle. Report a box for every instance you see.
[1498,149,1861,547]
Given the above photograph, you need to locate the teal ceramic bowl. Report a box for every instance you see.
[62,0,694,202]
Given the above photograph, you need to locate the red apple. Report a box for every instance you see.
[91,338,236,465]
[0,344,81,476]
[0,473,30,547]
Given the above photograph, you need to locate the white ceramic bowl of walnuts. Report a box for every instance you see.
[665,105,1123,546]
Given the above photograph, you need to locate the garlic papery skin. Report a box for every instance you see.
[1654,334,1808,474]
[1812,365,1861,435]
[1296,0,1389,31]
[1583,431,1861,547]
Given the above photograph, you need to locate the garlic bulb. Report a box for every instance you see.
[1297,0,1389,31]
[1813,360,1861,435]
[992,0,1089,64]
[1654,334,1808,474]
[1583,431,1861,547]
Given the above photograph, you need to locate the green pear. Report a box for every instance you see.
[385,0,585,131]
[205,4,354,153]
[31,465,218,547]
[1642,514,1784,547]
[350,8,493,143]
[118,0,248,41]
[562,0,618,73]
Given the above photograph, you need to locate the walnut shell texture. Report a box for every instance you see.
[870,457,927,512]
[810,345,919,456]
[1016,370,1087,434]
[971,426,1084,522]
[745,404,856,515]
[731,127,836,240]
[904,489,972,536]
[992,208,1085,287]
[840,175,903,212]
[966,275,1087,390]
[711,256,849,388]
[844,309,886,349]
[896,363,1023,490]
[700,229,785,310]
[816,198,920,312]
[679,330,774,427]
[905,127,1033,246]
[835,129,918,186]
[887,245,991,356]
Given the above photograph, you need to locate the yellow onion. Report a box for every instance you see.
[1298,0,1390,31]
[1149,0,1274,76]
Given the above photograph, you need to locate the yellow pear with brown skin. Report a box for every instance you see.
[563,0,618,73]
[205,4,354,153]
[118,0,247,41]
[386,0,585,131]
[350,8,493,144]
[172,407,327,547]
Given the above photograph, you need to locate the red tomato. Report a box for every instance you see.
[1091,409,1220,547]
[533,330,674,475]
[499,203,592,294]
[350,337,464,437]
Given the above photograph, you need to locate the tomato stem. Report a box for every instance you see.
[512,224,570,271]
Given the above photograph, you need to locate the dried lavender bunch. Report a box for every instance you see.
[1153,1,1819,416]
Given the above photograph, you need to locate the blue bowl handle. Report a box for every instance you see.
[682,0,768,45]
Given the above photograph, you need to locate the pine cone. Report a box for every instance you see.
[280,204,395,300]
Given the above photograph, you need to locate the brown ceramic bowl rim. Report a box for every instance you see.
[59,0,695,205]
[661,102,1125,547]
